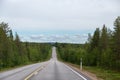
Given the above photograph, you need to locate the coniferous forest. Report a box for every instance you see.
[0,22,51,70]
[0,16,120,72]
[57,16,120,71]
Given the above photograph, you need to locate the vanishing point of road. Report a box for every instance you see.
[0,47,91,80]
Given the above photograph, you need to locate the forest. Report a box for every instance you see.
[0,23,51,70]
[57,16,120,71]
[0,16,120,72]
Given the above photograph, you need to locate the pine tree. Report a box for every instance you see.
[99,25,110,67]
[100,25,108,51]
[90,28,100,66]
[25,42,30,60]
[0,23,12,67]
[113,16,120,59]
[14,33,23,64]
[9,30,13,40]
[90,28,100,50]
[113,16,120,70]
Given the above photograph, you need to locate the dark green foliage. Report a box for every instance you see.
[26,43,51,62]
[90,28,100,51]
[57,43,85,65]
[0,22,51,70]
[57,16,120,71]
[113,16,120,70]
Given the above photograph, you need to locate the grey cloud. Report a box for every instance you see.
[1,0,120,43]
[29,35,45,40]
[23,34,88,43]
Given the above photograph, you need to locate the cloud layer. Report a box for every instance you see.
[0,0,120,43]
[1,0,119,30]
[20,34,88,44]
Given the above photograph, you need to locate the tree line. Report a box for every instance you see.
[0,22,51,70]
[57,16,120,71]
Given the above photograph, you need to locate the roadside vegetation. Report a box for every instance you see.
[84,66,120,80]
[63,61,120,80]
[0,23,51,71]
[56,16,120,80]
[0,16,120,79]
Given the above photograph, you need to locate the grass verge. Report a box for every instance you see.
[84,66,120,80]
[64,61,120,80]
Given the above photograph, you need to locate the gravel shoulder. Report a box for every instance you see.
[64,62,102,80]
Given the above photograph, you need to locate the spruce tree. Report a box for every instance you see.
[113,16,120,70]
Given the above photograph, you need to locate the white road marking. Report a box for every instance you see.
[63,63,87,80]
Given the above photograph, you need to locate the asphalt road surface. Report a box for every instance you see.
[0,61,48,80]
[0,47,90,80]
[30,47,88,80]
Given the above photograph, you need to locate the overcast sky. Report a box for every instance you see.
[0,0,120,43]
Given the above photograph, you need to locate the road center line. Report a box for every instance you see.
[24,62,49,80]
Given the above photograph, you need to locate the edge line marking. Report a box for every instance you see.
[62,62,87,80]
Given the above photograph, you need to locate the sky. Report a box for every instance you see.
[0,0,120,43]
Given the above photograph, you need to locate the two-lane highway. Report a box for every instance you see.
[0,47,90,80]
[30,47,88,80]
[30,60,86,80]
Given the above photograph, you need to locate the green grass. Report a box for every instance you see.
[84,66,120,80]
[55,50,120,80]
[64,61,120,80]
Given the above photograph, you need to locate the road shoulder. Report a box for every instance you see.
[64,62,100,80]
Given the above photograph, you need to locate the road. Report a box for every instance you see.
[0,47,90,80]
[0,61,48,80]
[30,47,89,80]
